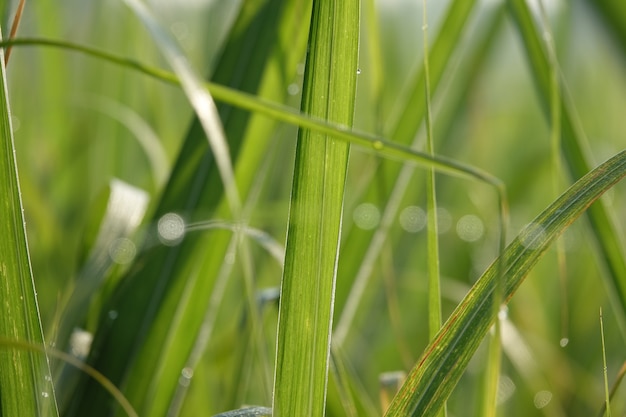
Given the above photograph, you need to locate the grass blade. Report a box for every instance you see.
[0,36,58,417]
[272,0,360,415]
[64,1,313,416]
[385,149,626,417]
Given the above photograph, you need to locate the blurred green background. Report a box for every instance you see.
[3,0,626,415]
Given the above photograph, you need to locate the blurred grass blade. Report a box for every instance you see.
[81,96,169,188]
[585,0,626,55]
[122,0,241,217]
[53,180,148,410]
[66,1,313,416]
[272,0,360,416]
[508,0,626,338]
[385,149,626,417]
[600,309,611,417]
[335,0,482,343]
[0,34,58,417]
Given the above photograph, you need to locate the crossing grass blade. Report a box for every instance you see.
[508,0,626,338]
[0,35,58,417]
[384,149,626,417]
[272,0,360,416]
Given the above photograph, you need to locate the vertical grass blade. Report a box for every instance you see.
[272,0,360,415]
[0,37,58,417]
[385,150,626,417]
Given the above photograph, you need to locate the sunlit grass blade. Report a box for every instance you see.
[385,149,626,417]
[272,0,360,415]
[508,0,626,338]
[0,36,58,417]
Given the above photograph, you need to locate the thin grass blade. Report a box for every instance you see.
[272,0,360,415]
[385,150,626,417]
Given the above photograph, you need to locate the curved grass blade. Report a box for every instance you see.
[0,35,58,417]
[272,0,360,415]
[508,0,626,338]
[0,337,137,417]
[0,37,502,183]
[384,149,626,417]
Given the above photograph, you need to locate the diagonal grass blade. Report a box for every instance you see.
[385,149,626,417]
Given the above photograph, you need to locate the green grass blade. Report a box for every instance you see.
[422,0,441,343]
[0,37,503,185]
[0,41,58,417]
[508,0,626,338]
[272,0,360,415]
[63,1,313,416]
[384,149,626,417]
[600,309,611,417]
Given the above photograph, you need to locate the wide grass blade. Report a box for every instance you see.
[65,1,313,416]
[272,0,360,416]
[508,0,626,338]
[0,35,58,417]
[385,149,626,417]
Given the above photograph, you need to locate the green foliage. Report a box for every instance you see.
[1,1,626,417]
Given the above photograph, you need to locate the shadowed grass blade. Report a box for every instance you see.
[0,37,58,417]
[272,0,360,415]
[385,149,626,417]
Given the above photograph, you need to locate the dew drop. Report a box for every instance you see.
[108,310,119,320]
[496,375,516,404]
[356,68,361,75]
[41,391,49,398]
[372,141,384,151]
[435,207,452,234]
[158,213,186,246]
[534,390,552,409]
[353,203,381,230]
[399,206,426,233]
[181,367,194,379]
[179,367,194,387]
[109,238,137,265]
[287,83,300,95]
[559,337,569,347]
[456,214,484,242]
[498,305,509,321]
[519,222,547,250]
